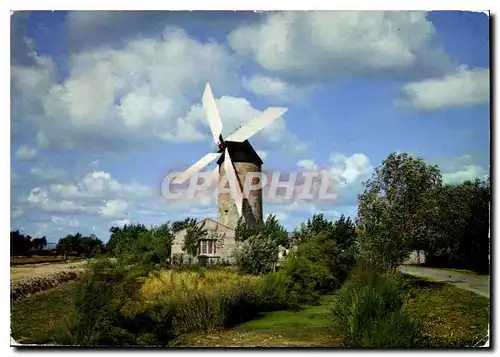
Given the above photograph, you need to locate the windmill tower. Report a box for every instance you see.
[216,140,263,229]
[173,83,287,229]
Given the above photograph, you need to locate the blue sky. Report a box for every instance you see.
[10,11,490,243]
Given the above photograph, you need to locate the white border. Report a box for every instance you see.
[2,2,496,357]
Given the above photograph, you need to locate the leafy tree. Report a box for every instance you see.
[182,220,207,257]
[234,214,289,274]
[10,230,33,256]
[426,177,490,273]
[172,217,197,234]
[107,224,148,255]
[31,237,47,250]
[57,233,104,258]
[357,152,443,271]
[293,214,335,244]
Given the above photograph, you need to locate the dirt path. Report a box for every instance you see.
[10,260,89,283]
[400,266,490,298]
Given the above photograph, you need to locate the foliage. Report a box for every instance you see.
[424,178,490,274]
[234,214,289,274]
[357,152,443,270]
[182,220,207,257]
[11,230,47,256]
[172,217,198,234]
[57,233,105,258]
[293,214,335,244]
[331,268,422,347]
[107,224,149,255]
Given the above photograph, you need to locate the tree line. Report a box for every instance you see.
[357,152,490,274]
[11,152,490,274]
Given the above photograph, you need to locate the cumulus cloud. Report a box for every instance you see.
[329,153,373,185]
[27,188,88,214]
[179,95,306,152]
[228,11,450,84]
[11,27,240,151]
[15,145,36,160]
[242,75,313,103]
[49,171,151,201]
[396,65,490,111]
[99,199,130,218]
[26,171,152,217]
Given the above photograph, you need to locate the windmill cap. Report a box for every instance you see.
[217,140,263,166]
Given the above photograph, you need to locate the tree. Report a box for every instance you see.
[172,217,197,234]
[182,220,207,257]
[357,152,443,270]
[10,230,32,256]
[107,224,148,255]
[425,177,490,273]
[234,214,289,274]
[293,214,335,244]
[57,233,104,258]
[31,237,47,250]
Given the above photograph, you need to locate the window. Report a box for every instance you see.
[201,240,207,254]
[208,241,212,254]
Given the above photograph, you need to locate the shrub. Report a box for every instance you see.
[54,259,157,346]
[331,270,422,348]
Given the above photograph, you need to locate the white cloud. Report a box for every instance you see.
[228,11,450,84]
[11,27,239,150]
[442,164,489,184]
[15,145,36,160]
[180,95,306,152]
[27,188,89,213]
[329,152,373,185]
[26,171,152,216]
[99,199,129,218]
[396,65,490,111]
[51,216,80,227]
[242,75,312,103]
[49,171,151,200]
[297,159,319,171]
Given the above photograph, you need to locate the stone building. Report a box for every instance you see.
[170,218,294,266]
[170,218,238,264]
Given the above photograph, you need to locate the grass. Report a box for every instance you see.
[11,256,81,266]
[11,283,76,344]
[173,295,341,347]
[10,273,490,347]
[140,269,261,302]
[403,276,490,347]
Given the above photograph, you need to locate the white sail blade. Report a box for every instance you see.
[172,152,221,185]
[223,148,243,217]
[225,107,288,143]
[202,83,224,145]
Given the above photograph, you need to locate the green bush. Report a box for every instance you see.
[331,270,422,348]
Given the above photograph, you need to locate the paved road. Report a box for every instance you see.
[400,266,490,298]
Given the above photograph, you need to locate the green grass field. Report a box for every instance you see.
[11,276,490,347]
[10,256,83,266]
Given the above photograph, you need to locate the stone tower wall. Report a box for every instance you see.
[217,162,263,230]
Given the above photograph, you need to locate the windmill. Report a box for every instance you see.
[172,83,288,229]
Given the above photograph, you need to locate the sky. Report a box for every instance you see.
[10,10,490,243]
